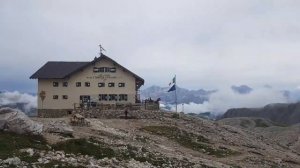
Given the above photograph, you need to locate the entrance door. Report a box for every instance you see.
[80,95,90,108]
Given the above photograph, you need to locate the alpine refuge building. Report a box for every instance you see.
[30,54,144,117]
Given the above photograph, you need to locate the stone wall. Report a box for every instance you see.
[38,108,177,119]
[38,109,71,118]
[75,108,174,119]
[143,103,160,111]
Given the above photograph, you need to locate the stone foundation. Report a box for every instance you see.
[75,108,174,119]
[38,108,177,119]
[38,109,72,118]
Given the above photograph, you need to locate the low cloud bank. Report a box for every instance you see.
[0,91,37,112]
[0,88,295,116]
[167,87,289,115]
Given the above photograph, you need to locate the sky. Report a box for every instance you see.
[1,0,300,93]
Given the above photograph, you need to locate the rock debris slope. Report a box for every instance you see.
[1,110,300,167]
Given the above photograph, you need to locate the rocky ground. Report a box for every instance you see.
[1,110,300,168]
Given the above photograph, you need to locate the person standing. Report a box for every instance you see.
[124,109,128,119]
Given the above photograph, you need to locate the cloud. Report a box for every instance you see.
[0,91,37,112]
[168,86,288,115]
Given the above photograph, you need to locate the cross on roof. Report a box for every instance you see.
[99,44,106,56]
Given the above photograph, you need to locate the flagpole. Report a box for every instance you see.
[175,75,177,113]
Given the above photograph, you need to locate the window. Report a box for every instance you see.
[110,67,116,72]
[118,82,125,87]
[76,82,81,87]
[80,95,90,103]
[63,82,68,87]
[119,94,128,101]
[99,94,108,101]
[99,67,105,72]
[85,82,90,87]
[93,67,116,73]
[93,67,100,72]
[108,94,118,101]
[53,95,58,99]
[108,82,115,87]
[104,67,110,72]
[62,95,68,99]
[98,82,105,87]
[53,82,59,87]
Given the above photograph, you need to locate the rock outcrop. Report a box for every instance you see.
[44,120,73,136]
[0,107,43,135]
[2,157,21,166]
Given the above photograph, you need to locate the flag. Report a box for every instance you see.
[168,76,176,86]
[167,76,176,92]
[168,84,176,92]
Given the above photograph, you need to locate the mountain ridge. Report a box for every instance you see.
[221,102,300,125]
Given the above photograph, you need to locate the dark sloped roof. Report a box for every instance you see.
[30,54,144,85]
[30,61,89,79]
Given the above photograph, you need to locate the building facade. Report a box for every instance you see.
[30,54,144,116]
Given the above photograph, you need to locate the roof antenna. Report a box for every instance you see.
[99,44,106,56]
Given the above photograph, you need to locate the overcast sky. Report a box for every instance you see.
[1,0,300,93]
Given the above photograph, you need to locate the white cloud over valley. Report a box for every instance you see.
[169,87,289,115]
[0,91,37,112]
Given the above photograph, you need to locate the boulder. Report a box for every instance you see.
[46,120,73,136]
[3,157,21,166]
[0,107,43,135]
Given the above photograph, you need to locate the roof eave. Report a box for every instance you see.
[30,76,66,79]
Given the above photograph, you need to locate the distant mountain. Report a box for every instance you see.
[231,85,253,94]
[221,102,300,125]
[141,85,217,104]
